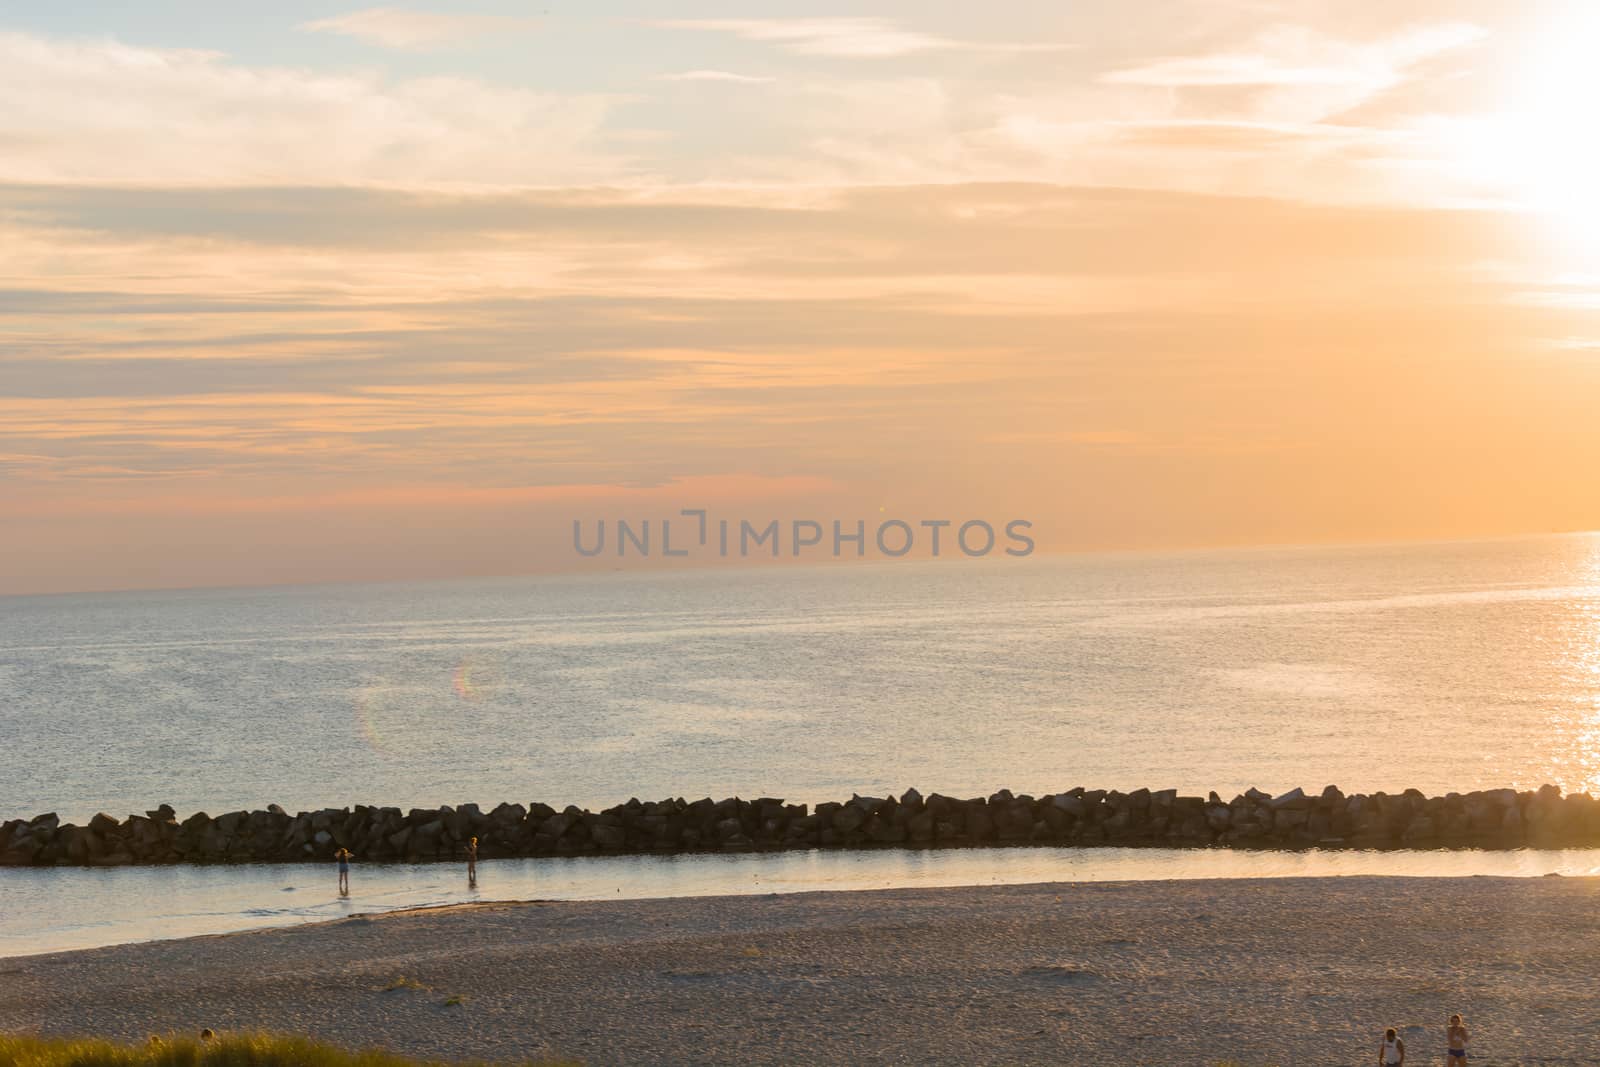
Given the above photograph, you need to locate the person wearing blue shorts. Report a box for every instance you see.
[1447,1014,1469,1061]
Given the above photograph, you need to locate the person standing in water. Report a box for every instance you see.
[1447,1014,1469,1061]
[335,847,352,895]
[1378,1027,1405,1066]
[465,836,478,886]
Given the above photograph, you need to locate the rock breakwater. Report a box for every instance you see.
[2,784,1595,867]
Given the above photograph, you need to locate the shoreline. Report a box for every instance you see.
[7,843,1600,960]
[5,875,1599,1065]
[8,841,1600,960]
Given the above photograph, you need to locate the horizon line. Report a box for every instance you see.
[3,527,1595,603]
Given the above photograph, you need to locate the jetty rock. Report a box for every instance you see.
[4,785,1597,867]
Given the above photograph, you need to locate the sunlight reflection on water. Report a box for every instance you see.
[10,536,1600,821]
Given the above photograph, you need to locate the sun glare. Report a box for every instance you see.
[1449,8,1600,256]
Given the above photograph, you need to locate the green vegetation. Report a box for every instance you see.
[0,1033,578,1067]
[381,976,428,993]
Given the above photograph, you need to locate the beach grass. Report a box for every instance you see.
[0,1033,578,1067]
[381,976,429,992]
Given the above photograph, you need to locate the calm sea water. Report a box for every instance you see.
[5,535,1600,953]
[6,534,1600,821]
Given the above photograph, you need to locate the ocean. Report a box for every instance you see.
[5,533,1600,953]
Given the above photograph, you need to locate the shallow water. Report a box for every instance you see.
[5,845,1600,957]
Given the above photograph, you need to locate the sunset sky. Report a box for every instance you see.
[4,1,1600,594]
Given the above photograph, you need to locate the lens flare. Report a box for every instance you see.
[352,685,405,758]
[453,661,480,702]
[354,658,500,756]
[451,654,505,703]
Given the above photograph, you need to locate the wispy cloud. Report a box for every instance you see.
[1103,22,1484,88]
[659,70,775,85]
[650,17,1065,59]
[299,7,537,50]
[0,17,1488,198]
[0,31,625,187]
[4,177,1596,592]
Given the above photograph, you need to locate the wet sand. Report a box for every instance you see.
[3,876,1597,1066]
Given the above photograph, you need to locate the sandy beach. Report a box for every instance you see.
[3,876,1598,1066]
